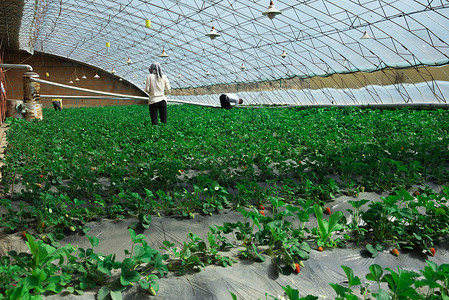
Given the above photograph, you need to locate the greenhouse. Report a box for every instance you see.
[0,1,448,299]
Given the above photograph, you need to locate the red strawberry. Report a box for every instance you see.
[324,207,331,215]
[295,263,300,274]
[260,210,265,216]
[429,248,436,256]
[22,231,27,238]
[259,205,265,210]
[391,248,399,256]
[317,246,324,252]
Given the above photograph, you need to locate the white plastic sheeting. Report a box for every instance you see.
[45,185,448,300]
[172,81,449,106]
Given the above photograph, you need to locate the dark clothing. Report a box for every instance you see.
[149,100,167,125]
[52,100,62,111]
[220,94,232,110]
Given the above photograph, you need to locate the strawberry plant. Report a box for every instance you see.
[312,203,345,248]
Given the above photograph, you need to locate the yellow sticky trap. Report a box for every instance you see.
[46,72,49,77]
[145,20,151,28]
[106,42,110,47]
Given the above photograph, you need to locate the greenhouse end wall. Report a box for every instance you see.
[2,50,147,108]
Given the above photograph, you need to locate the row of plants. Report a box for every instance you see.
[3,106,449,201]
[1,185,447,299]
[1,180,447,258]
[246,260,449,300]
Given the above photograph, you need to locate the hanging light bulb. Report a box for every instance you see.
[94,73,100,79]
[69,80,74,84]
[126,57,133,65]
[119,78,123,81]
[111,68,116,75]
[205,70,210,76]
[281,50,288,58]
[145,19,151,28]
[75,77,80,81]
[262,1,282,19]
[240,63,246,70]
[361,31,372,39]
[205,26,220,40]
[82,75,87,79]
[159,49,169,58]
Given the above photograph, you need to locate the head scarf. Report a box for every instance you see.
[149,62,163,78]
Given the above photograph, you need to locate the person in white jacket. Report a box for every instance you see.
[219,93,243,109]
[145,62,171,125]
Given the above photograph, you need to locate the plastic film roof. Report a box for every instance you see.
[14,0,449,104]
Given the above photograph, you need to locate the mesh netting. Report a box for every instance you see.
[13,0,449,105]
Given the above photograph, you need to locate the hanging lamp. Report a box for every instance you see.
[82,75,87,79]
[126,57,133,65]
[94,73,100,79]
[281,50,288,58]
[159,49,169,58]
[361,31,372,39]
[262,1,282,19]
[205,26,220,40]
[145,19,151,28]
[240,63,246,70]
[69,80,74,84]
[75,77,80,81]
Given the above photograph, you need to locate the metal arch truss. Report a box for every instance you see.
[13,0,449,106]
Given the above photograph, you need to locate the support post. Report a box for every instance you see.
[23,71,43,120]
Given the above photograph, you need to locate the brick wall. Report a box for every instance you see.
[3,50,147,108]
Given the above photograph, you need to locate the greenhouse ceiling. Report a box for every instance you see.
[2,0,449,102]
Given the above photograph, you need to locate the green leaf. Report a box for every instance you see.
[22,275,39,290]
[97,286,110,300]
[110,290,123,300]
[313,204,326,241]
[295,249,310,260]
[252,244,265,262]
[121,257,135,273]
[327,211,344,233]
[366,264,383,282]
[86,235,99,248]
[375,289,389,300]
[122,270,140,284]
[128,229,137,243]
[150,280,159,292]
[139,279,150,290]
[342,265,361,288]
[283,285,300,300]
[45,282,63,293]
[366,244,378,258]
[329,283,351,297]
